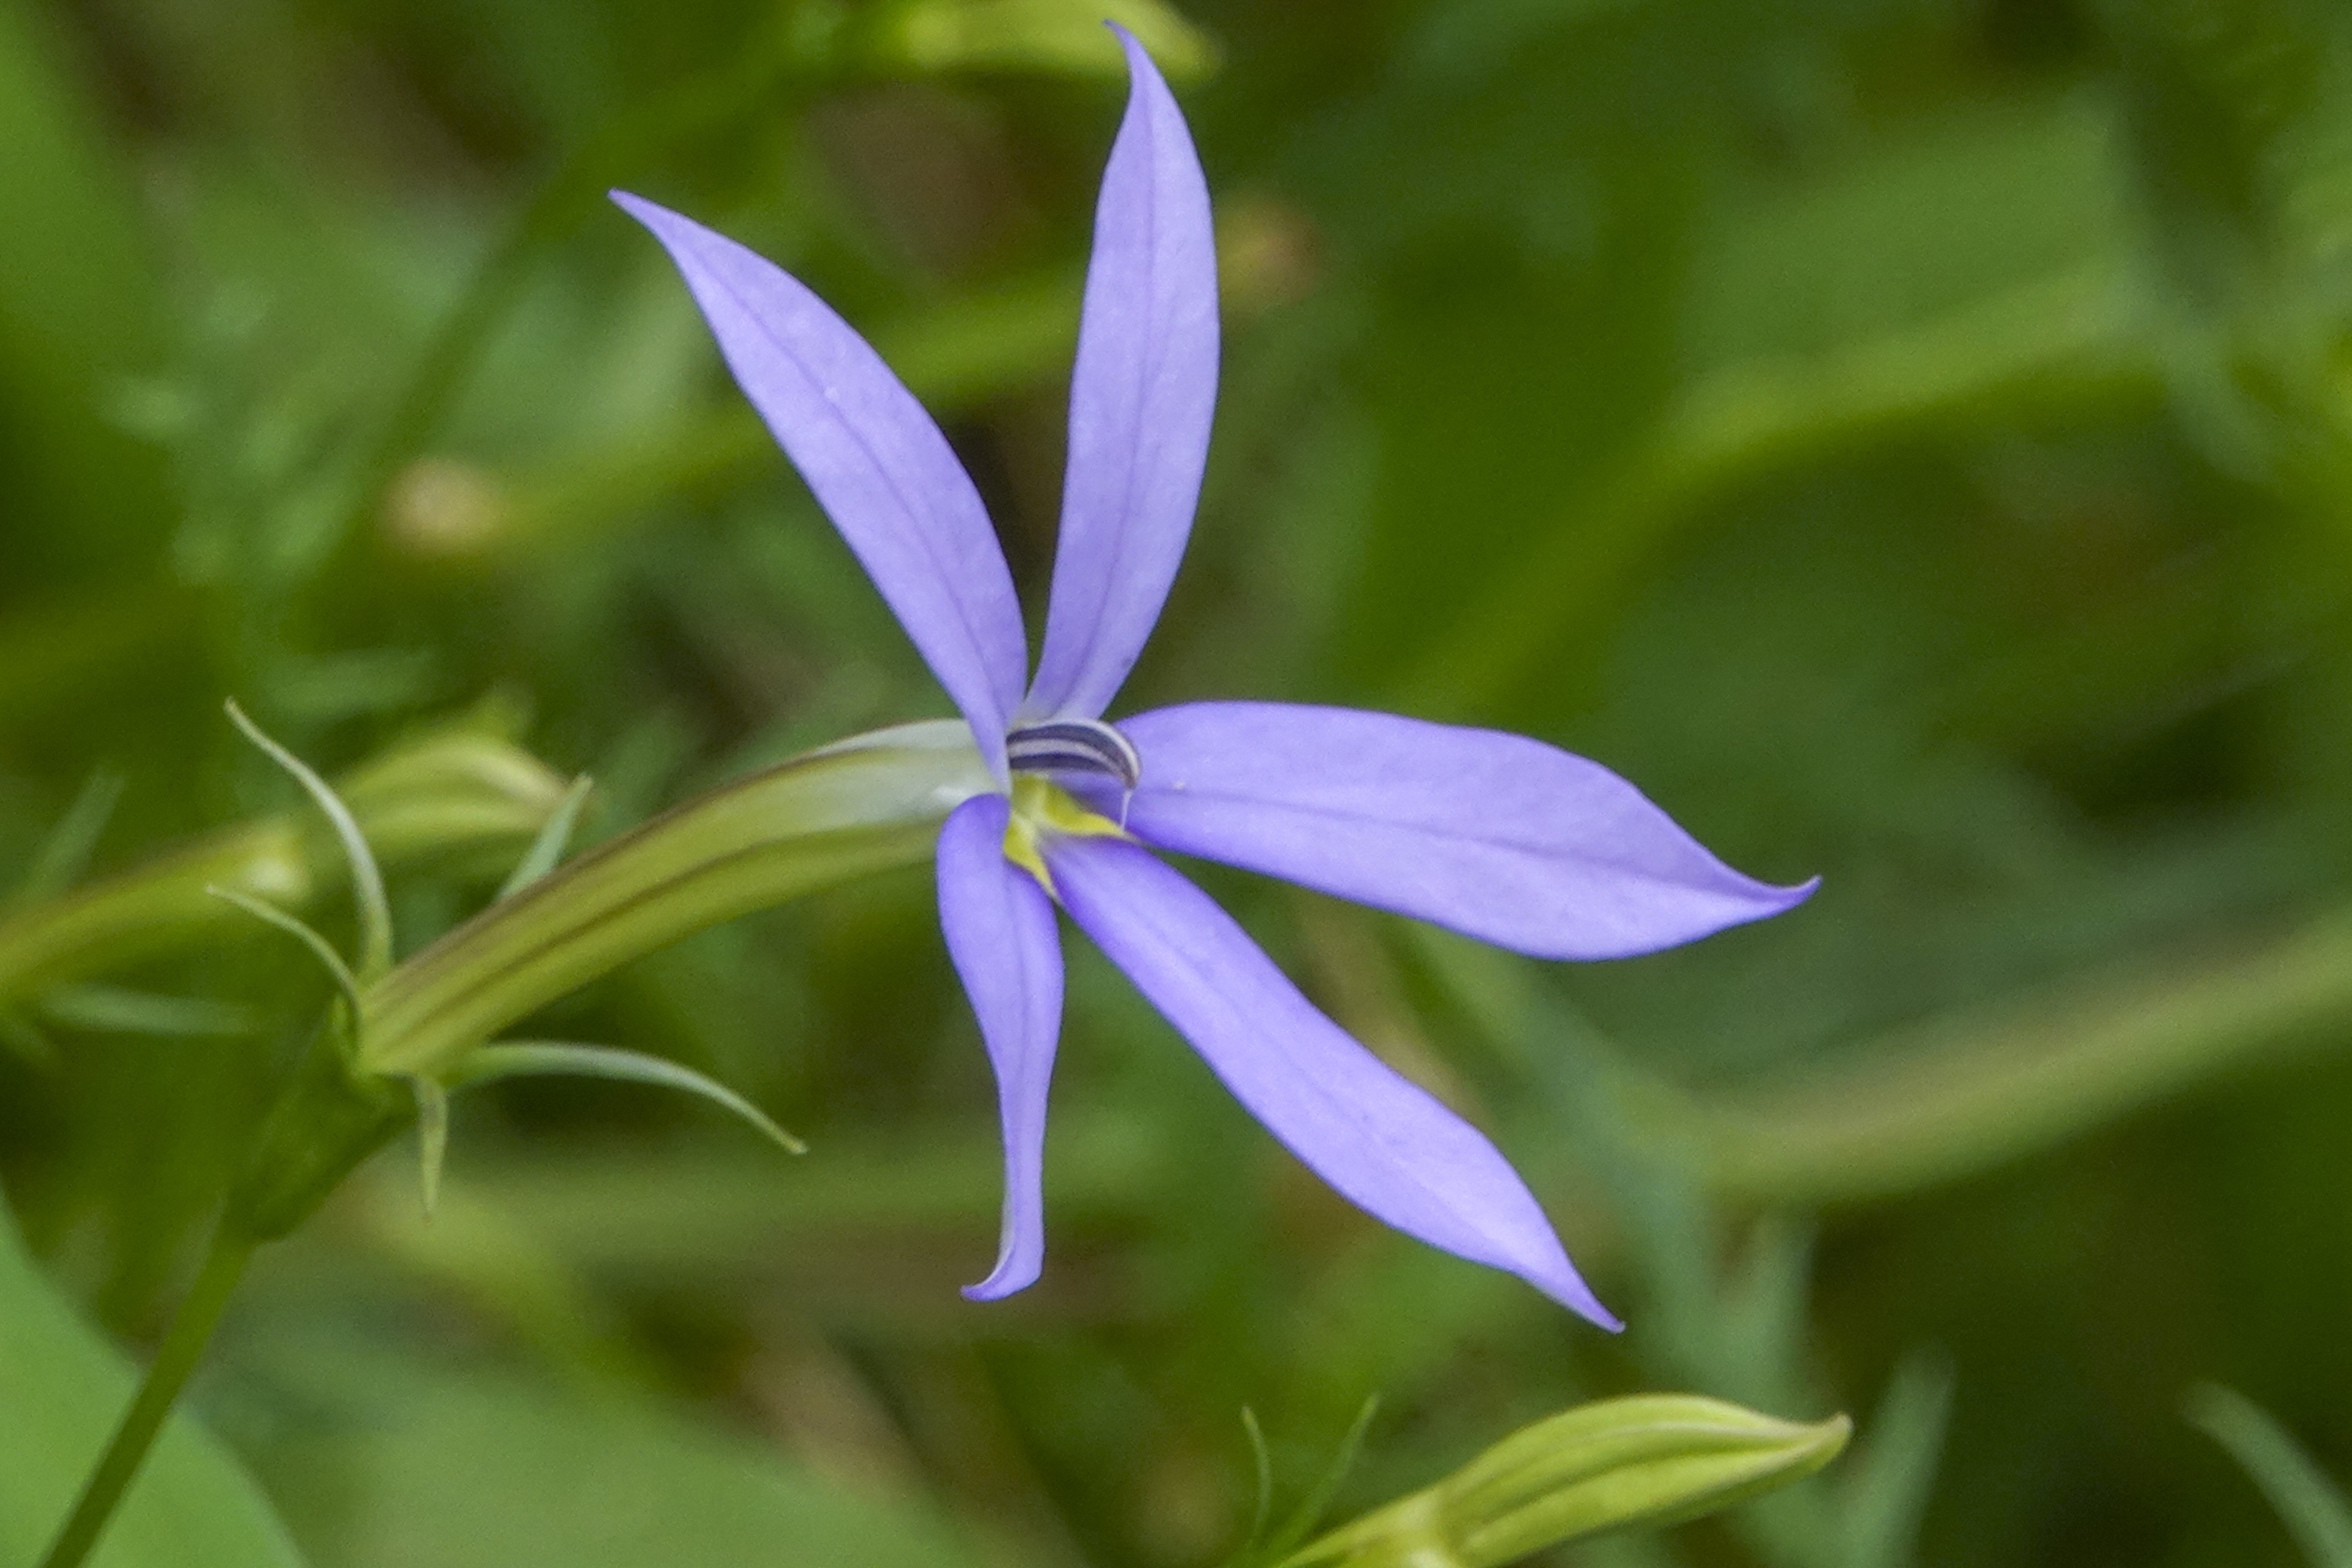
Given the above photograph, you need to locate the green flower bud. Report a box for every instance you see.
[0,724,568,1008]
[1285,1395,1851,1568]
[356,720,989,1080]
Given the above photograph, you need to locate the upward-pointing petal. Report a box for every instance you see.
[1024,26,1219,722]
[1049,835,1619,1327]
[616,192,1026,777]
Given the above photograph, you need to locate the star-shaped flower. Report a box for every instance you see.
[615,28,1810,1328]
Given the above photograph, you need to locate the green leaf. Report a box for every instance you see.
[1255,1396,1381,1563]
[1694,905,2352,1206]
[0,1207,305,1568]
[2095,0,2351,293]
[450,1041,806,1154]
[34,984,258,1038]
[0,1008,58,1068]
[242,1344,991,1568]
[13,769,125,907]
[1840,1351,1956,1568]
[2187,1383,2352,1568]
[0,0,173,558]
[1282,1395,1850,1567]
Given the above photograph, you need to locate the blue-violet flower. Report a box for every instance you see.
[615,27,1811,1328]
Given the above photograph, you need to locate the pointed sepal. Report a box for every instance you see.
[205,884,363,1022]
[411,1075,450,1216]
[447,1041,806,1154]
[497,775,595,900]
[226,701,395,980]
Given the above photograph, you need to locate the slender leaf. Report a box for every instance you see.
[35,984,258,1038]
[1841,1351,1957,1568]
[14,768,125,907]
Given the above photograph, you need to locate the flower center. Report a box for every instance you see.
[1001,775,1125,896]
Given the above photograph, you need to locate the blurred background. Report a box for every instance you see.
[3,0,2352,1563]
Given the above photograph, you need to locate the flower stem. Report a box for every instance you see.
[37,1220,258,1568]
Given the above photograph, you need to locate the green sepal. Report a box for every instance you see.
[412,1075,450,1217]
[497,775,593,899]
[1281,1394,1851,1568]
[205,885,363,1022]
[227,700,395,982]
[1240,1408,1275,1555]
[449,1042,806,1155]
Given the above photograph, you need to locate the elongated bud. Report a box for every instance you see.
[217,720,984,1245]
[1285,1395,1850,1567]
[357,720,991,1079]
[335,726,575,870]
[0,725,569,1008]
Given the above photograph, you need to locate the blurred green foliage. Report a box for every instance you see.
[0,1210,300,1568]
[4,0,2352,1563]
[2188,1384,2352,1566]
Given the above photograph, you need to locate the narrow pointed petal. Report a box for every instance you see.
[1024,27,1219,721]
[936,793,1066,1300]
[615,192,1026,774]
[1118,703,1815,961]
[1049,836,1617,1326]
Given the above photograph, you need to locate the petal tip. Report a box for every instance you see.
[960,1259,1040,1302]
[1105,18,1167,94]
[1527,1258,1622,1332]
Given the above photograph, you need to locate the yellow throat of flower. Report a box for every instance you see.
[1002,775,1127,897]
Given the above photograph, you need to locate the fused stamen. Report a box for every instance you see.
[1006,717,1142,791]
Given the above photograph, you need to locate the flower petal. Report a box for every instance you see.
[1023,27,1219,722]
[936,793,1066,1300]
[615,192,1026,775]
[1048,835,1617,1326]
[1118,702,1815,961]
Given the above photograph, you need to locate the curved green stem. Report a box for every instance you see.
[37,1221,258,1568]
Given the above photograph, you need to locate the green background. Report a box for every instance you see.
[3,0,2351,1563]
